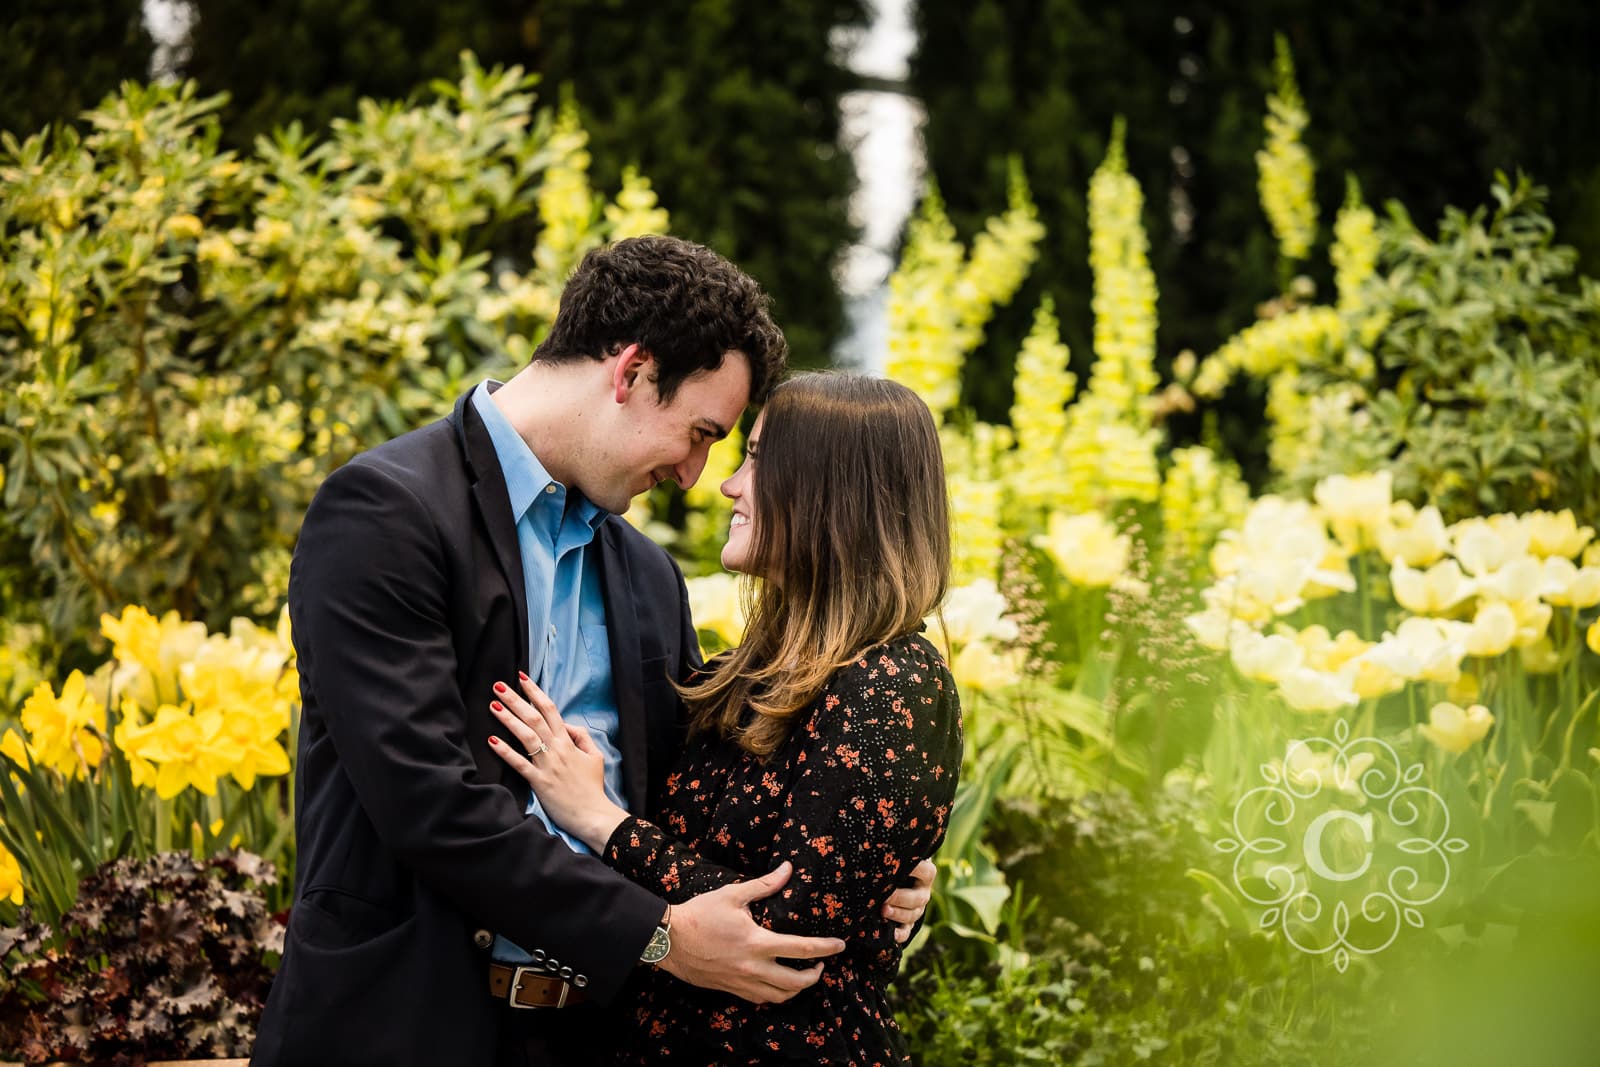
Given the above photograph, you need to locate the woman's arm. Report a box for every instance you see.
[605,637,962,939]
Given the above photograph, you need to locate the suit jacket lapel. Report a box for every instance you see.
[453,389,532,796]
[598,522,650,814]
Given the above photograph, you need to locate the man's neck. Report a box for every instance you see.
[489,363,589,488]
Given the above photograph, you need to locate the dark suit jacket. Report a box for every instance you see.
[252,387,700,1066]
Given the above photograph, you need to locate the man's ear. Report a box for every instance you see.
[611,343,652,404]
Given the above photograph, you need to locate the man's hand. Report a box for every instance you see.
[657,862,845,1004]
[882,858,936,943]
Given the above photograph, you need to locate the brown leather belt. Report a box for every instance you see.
[489,962,589,1009]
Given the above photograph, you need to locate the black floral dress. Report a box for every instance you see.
[601,633,963,1065]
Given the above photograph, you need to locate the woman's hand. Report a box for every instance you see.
[487,672,628,851]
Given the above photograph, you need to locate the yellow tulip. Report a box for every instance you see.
[1523,509,1595,560]
[1313,471,1393,549]
[1389,617,1468,684]
[1463,602,1517,658]
[936,579,1021,651]
[1183,608,1251,653]
[1505,598,1552,649]
[1376,502,1450,567]
[1475,556,1548,603]
[1540,558,1600,609]
[1034,512,1130,588]
[952,640,1024,694]
[1277,665,1360,712]
[1450,516,1530,577]
[1390,559,1475,616]
[1229,630,1304,684]
[1588,619,1600,657]
[1281,746,1376,799]
[1419,702,1494,755]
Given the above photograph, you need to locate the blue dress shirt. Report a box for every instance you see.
[473,382,629,964]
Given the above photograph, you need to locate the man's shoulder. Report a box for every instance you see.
[598,515,686,589]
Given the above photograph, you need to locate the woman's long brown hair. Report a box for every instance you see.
[677,372,951,757]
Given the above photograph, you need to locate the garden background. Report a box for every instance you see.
[3,1,1600,1063]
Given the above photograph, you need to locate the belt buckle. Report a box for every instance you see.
[508,964,567,1010]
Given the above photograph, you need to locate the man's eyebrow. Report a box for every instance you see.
[695,418,731,440]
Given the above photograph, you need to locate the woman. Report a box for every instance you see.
[488,373,962,1064]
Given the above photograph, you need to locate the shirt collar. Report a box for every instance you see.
[471,381,606,531]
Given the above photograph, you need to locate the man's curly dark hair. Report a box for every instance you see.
[532,236,788,405]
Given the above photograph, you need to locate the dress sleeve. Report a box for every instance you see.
[602,637,962,938]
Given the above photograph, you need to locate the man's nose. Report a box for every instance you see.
[675,452,709,491]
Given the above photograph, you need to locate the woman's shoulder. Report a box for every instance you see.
[828,630,955,703]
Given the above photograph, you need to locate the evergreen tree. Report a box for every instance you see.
[181,0,864,365]
[0,0,153,137]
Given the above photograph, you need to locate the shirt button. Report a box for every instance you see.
[545,485,557,494]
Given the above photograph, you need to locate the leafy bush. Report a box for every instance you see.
[0,56,668,660]
[0,851,283,1063]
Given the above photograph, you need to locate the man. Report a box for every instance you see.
[253,237,932,1067]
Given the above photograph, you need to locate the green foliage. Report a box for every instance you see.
[0,851,282,1062]
[179,0,864,366]
[896,783,1384,1066]
[0,58,646,657]
[1290,176,1600,521]
[0,0,153,139]
[910,0,1600,450]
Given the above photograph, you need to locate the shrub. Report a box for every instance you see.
[0,851,284,1063]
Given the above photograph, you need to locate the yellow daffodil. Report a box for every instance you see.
[1390,559,1475,616]
[1313,471,1392,550]
[1034,512,1131,588]
[101,605,163,677]
[685,573,747,650]
[1376,502,1450,568]
[0,728,28,770]
[1523,510,1595,560]
[113,698,158,790]
[19,671,106,778]
[1419,702,1494,755]
[0,838,22,905]
[1229,630,1304,684]
[116,703,241,799]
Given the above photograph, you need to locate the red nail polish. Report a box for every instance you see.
[518,671,530,682]
[493,681,508,694]
[491,700,504,712]
[488,736,499,746]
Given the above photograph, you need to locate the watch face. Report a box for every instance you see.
[641,925,671,964]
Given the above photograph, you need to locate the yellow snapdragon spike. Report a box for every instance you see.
[604,166,670,240]
[1160,445,1250,564]
[1008,296,1075,518]
[1256,34,1317,263]
[1331,176,1379,315]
